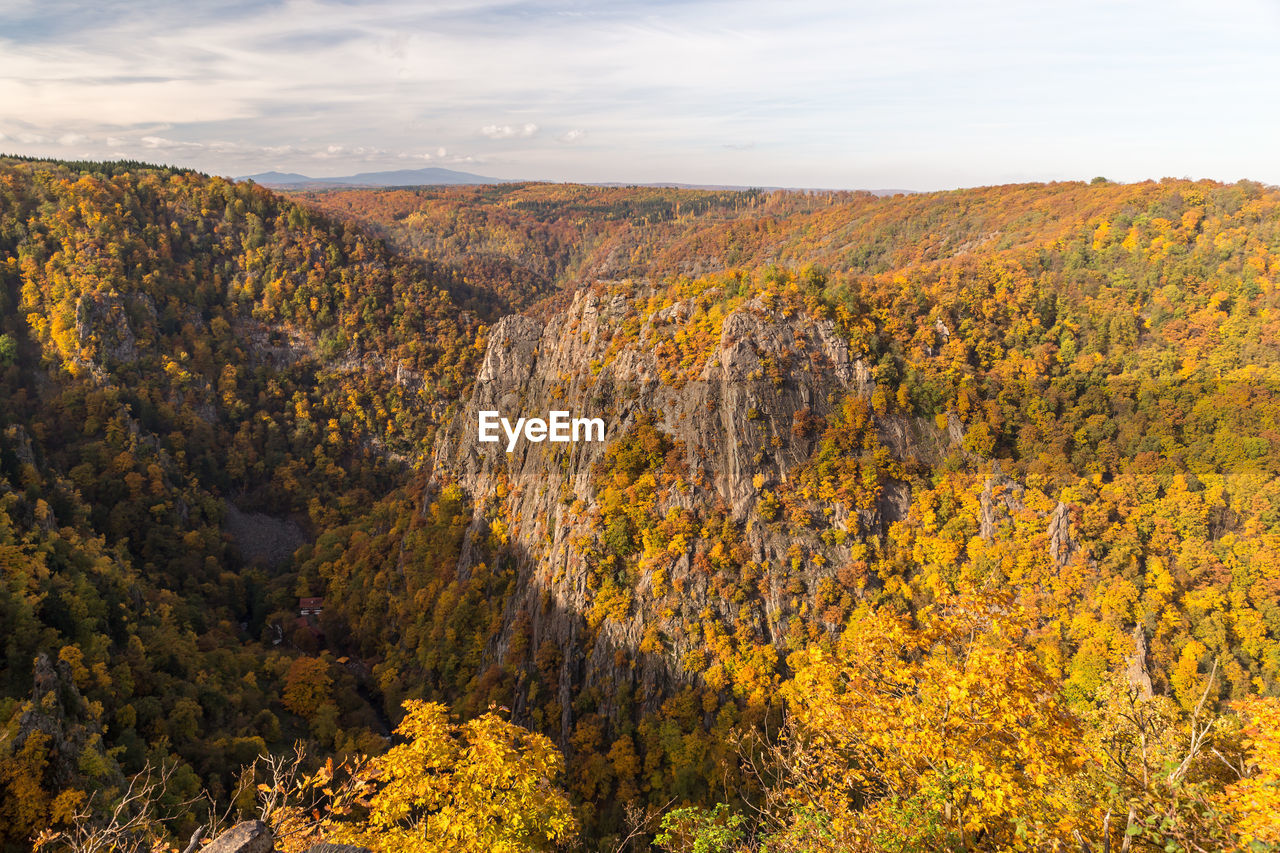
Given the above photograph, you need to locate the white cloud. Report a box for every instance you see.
[310,144,389,159]
[0,124,477,174]
[2,0,1279,186]
[0,76,260,127]
[140,135,196,150]
[481,123,539,139]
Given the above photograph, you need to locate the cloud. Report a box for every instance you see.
[481,123,539,139]
[0,124,479,173]
[1,0,1279,186]
[311,144,391,159]
[140,135,204,150]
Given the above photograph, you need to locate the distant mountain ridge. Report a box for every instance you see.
[239,166,916,194]
[593,181,916,195]
[239,166,510,188]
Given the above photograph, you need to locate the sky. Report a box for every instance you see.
[1,0,1279,190]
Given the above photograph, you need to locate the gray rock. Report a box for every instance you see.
[75,292,139,365]
[223,501,307,567]
[15,653,124,793]
[1048,500,1078,566]
[1126,624,1155,700]
[203,820,273,853]
[4,424,37,469]
[978,466,1025,541]
[879,478,912,524]
[429,280,958,738]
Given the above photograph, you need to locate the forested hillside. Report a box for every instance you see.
[0,157,485,848]
[2,159,1279,851]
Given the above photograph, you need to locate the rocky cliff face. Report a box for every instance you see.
[10,653,124,797]
[430,284,953,739]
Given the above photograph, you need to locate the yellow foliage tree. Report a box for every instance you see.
[281,657,334,721]
[1222,696,1280,846]
[334,700,577,853]
[780,588,1081,851]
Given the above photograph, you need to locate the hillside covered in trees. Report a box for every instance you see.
[2,157,1279,851]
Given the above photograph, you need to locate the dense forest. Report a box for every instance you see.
[1,157,1279,851]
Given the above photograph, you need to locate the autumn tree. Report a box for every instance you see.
[282,657,334,721]
[333,700,577,853]
[777,587,1082,851]
[1219,696,1280,846]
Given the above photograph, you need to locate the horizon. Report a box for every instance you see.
[1,153,1267,196]
[3,1,1279,191]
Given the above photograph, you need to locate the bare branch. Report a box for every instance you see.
[1169,658,1218,786]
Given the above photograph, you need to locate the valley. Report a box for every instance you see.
[1,157,1278,851]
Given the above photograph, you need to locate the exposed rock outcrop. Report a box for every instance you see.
[11,653,124,795]
[431,285,956,737]
[4,424,37,470]
[223,501,307,567]
[198,821,372,853]
[1126,624,1155,700]
[1048,501,1078,566]
[75,292,143,366]
[979,465,1026,541]
[203,821,273,853]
